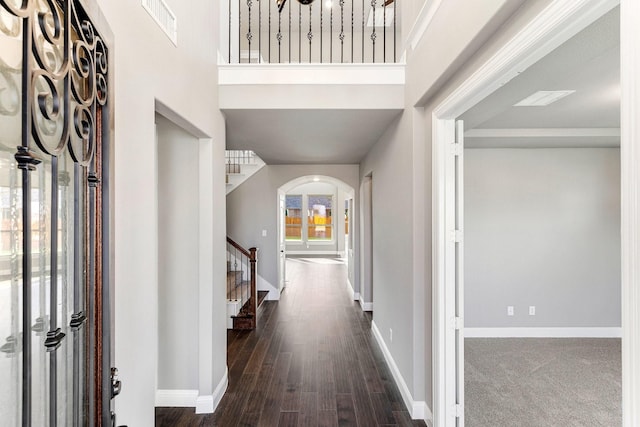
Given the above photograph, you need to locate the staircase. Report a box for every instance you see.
[226,237,269,330]
[226,150,266,195]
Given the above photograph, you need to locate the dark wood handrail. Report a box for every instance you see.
[226,236,256,259]
[226,236,259,329]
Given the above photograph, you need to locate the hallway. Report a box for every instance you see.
[156,257,426,426]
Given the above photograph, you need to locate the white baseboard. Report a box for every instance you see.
[195,395,214,414]
[346,279,359,301]
[412,401,433,424]
[359,298,373,312]
[212,367,229,411]
[371,321,432,423]
[464,327,622,338]
[155,389,198,407]
[195,368,228,414]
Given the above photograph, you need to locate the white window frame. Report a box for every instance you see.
[284,194,303,243]
[306,194,335,244]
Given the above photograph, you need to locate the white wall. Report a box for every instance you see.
[93,0,227,424]
[156,115,200,390]
[464,148,621,328]
[360,0,554,415]
[226,164,359,295]
[361,109,423,401]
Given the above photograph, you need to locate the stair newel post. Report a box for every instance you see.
[249,247,258,329]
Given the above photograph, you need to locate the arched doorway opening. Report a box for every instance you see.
[277,176,356,296]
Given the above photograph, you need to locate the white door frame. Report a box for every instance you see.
[359,175,374,311]
[431,0,636,426]
[277,192,287,293]
[620,2,640,425]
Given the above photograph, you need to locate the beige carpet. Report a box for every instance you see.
[465,338,621,427]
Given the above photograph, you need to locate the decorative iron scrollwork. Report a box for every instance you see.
[0,0,109,165]
[1,1,111,425]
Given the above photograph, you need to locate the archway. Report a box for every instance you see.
[277,175,356,295]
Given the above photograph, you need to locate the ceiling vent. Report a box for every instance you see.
[142,0,177,46]
[514,90,575,107]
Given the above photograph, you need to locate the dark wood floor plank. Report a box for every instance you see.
[216,373,257,426]
[229,334,261,388]
[258,351,292,426]
[335,393,358,427]
[263,327,285,367]
[301,337,319,393]
[278,412,299,427]
[238,410,260,426]
[370,391,398,425]
[227,330,251,365]
[332,334,353,395]
[317,409,339,427]
[318,358,337,411]
[155,258,427,427]
[155,407,205,427]
[353,334,386,394]
[281,382,302,412]
[244,334,271,374]
[393,410,424,427]
[243,362,274,414]
[286,343,305,385]
[347,351,378,426]
[298,392,318,427]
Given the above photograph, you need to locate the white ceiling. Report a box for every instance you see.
[461,6,620,148]
[224,108,401,164]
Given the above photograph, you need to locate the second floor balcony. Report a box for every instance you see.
[222,0,401,64]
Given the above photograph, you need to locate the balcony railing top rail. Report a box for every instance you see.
[227,0,399,64]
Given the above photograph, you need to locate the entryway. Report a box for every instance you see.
[277,175,357,299]
[432,1,626,425]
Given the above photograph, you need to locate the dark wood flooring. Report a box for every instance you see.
[156,257,426,427]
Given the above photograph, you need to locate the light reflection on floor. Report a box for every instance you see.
[287,257,345,265]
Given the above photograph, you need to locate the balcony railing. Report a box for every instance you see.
[226,0,399,64]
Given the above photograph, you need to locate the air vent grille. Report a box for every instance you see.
[142,0,177,45]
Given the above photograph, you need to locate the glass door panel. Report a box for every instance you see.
[0,0,111,425]
[57,149,74,426]
[0,5,23,427]
[31,152,52,427]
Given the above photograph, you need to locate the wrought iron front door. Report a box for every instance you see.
[0,0,113,425]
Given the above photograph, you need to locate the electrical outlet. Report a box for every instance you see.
[529,306,536,316]
[507,306,514,316]
[389,328,393,343]
[262,229,267,237]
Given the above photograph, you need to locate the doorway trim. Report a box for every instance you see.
[431,0,628,426]
[359,174,374,312]
[277,175,356,298]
